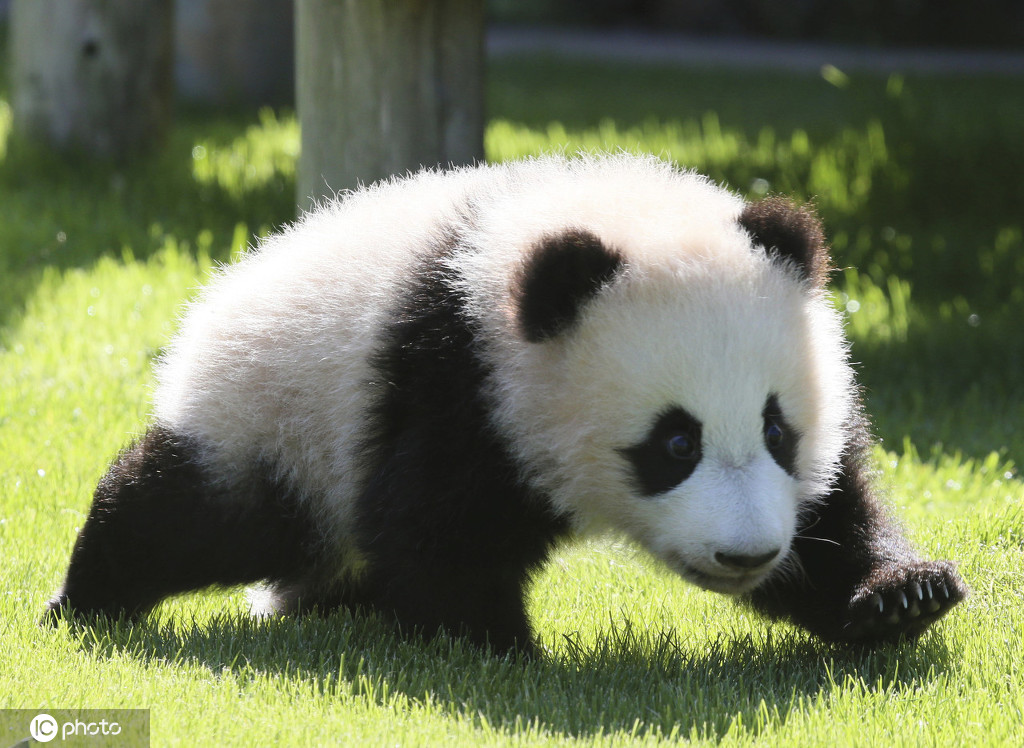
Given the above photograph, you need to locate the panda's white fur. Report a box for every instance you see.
[155,154,852,595]
[154,165,494,532]
[48,152,967,650]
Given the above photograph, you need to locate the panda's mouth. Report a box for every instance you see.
[666,554,771,595]
[684,566,763,594]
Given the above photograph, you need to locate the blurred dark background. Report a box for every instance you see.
[1,0,1022,49]
[489,0,1024,48]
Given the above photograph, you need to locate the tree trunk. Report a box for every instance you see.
[9,0,174,160]
[176,0,294,106]
[295,0,484,210]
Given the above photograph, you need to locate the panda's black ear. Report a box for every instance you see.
[739,197,830,288]
[515,229,625,343]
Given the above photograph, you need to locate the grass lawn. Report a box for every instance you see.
[2,50,1023,746]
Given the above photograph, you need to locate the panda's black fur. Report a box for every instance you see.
[44,155,966,653]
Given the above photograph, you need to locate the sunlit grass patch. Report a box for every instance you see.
[190,109,299,201]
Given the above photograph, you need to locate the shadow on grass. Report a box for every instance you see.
[69,608,960,741]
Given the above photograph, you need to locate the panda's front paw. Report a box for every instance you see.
[845,561,967,642]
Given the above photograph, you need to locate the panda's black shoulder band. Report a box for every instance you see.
[515,228,624,343]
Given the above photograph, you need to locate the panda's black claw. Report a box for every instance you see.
[921,580,941,613]
[895,589,922,618]
[845,560,967,643]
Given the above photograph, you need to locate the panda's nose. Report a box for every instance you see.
[714,549,780,570]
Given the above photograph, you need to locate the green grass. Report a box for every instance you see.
[2,53,1023,746]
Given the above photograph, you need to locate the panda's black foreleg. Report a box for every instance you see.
[357,561,537,655]
[746,425,968,644]
[43,425,320,623]
[351,443,567,656]
[351,487,548,655]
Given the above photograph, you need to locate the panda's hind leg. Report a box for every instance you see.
[44,425,322,623]
[250,575,365,618]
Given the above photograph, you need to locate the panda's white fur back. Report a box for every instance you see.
[154,153,853,579]
[154,165,497,533]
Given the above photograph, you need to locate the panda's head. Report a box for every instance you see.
[469,161,854,595]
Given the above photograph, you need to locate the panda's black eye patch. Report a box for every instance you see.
[619,407,703,497]
[763,394,798,476]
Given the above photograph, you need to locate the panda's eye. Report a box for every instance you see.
[666,433,698,460]
[762,394,798,476]
[620,407,704,496]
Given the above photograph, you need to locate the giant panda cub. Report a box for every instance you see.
[45,154,966,653]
